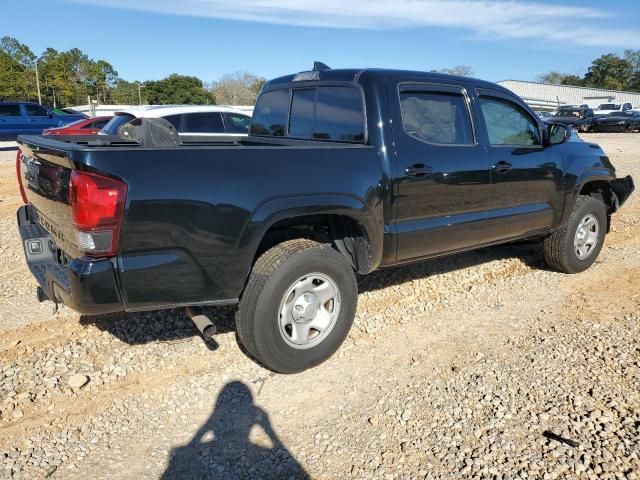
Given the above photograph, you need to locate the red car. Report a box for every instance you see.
[43,116,112,136]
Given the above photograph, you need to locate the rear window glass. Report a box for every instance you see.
[183,112,225,133]
[0,104,21,116]
[163,114,182,131]
[101,114,135,135]
[250,90,289,137]
[314,87,364,142]
[224,113,251,133]
[90,119,109,129]
[289,89,316,138]
[282,86,365,142]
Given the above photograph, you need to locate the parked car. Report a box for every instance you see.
[99,105,252,138]
[0,102,86,139]
[15,65,635,373]
[60,108,88,116]
[50,108,88,119]
[593,111,640,132]
[43,116,112,136]
[546,106,596,132]
[535,111,553,120]
[593,102,634,116]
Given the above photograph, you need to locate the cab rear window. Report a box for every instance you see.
[251,86,365,143]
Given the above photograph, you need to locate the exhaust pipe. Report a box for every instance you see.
[186,306,216,339]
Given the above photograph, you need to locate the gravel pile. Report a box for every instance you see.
[346,312,640,479]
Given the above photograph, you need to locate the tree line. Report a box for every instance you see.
[3,35,639,108]
[538,51,640,91]
[0,36,266,107]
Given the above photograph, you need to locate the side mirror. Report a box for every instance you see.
[48,110,54,118]
[547,123,570,146]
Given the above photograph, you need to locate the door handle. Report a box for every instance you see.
[493,161,513,174]
[405,164,433,177]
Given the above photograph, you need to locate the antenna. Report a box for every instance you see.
[313,61,331,71]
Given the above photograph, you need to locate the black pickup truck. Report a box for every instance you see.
[16,65,634,373]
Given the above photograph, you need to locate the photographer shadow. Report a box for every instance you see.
[161,381,309,479]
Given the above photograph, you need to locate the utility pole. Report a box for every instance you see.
[35,60,42,105]
[137,83,145,106]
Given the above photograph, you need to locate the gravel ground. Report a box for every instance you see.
[0,134,638,479]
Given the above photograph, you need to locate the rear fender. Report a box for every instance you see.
[235,194,382,284]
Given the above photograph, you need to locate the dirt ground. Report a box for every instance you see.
[0,134,638,479]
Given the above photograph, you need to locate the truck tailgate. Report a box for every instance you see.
[17,138,81,258]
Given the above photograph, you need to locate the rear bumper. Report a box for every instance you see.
[17,205,125,315]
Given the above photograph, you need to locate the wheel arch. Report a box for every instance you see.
[560,169,615,227]
[235,194,383,290]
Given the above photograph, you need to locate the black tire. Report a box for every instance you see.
[543,195,607,274]
[236,239,358,374]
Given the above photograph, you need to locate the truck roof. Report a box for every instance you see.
[264,68,513,96]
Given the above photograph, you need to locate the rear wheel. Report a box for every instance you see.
[236,239,358,373]
[543,195,607,273]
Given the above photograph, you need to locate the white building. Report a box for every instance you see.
[497,80,640,111]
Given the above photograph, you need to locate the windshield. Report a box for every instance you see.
[554,108,582,117]
[597,104,620,110]
[100,113,135,135]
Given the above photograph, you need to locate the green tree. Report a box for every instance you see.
[0,36,37,101]
[624,49,640,91]
[112,79,140,105]
[537,71,580,85]
[560,75,584,86]
[583,54,633,91]
[145,74,213,104]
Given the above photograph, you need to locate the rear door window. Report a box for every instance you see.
[25,104,49,116]
[182,112,225,133]
[399,89,474,145]
[0,104,21,116]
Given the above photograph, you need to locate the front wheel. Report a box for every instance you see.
[236,239,358,373]
[543,195,607,273]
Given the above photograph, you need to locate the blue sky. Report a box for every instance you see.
[2,0,639,83]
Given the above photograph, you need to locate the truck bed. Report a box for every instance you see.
[16,133,381,313]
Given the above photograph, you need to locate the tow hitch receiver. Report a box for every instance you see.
[186,306,217,339]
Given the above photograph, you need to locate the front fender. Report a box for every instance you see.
[560,168,613,226]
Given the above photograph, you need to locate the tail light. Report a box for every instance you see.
[16,148,28,204]
[69,170,128,257]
